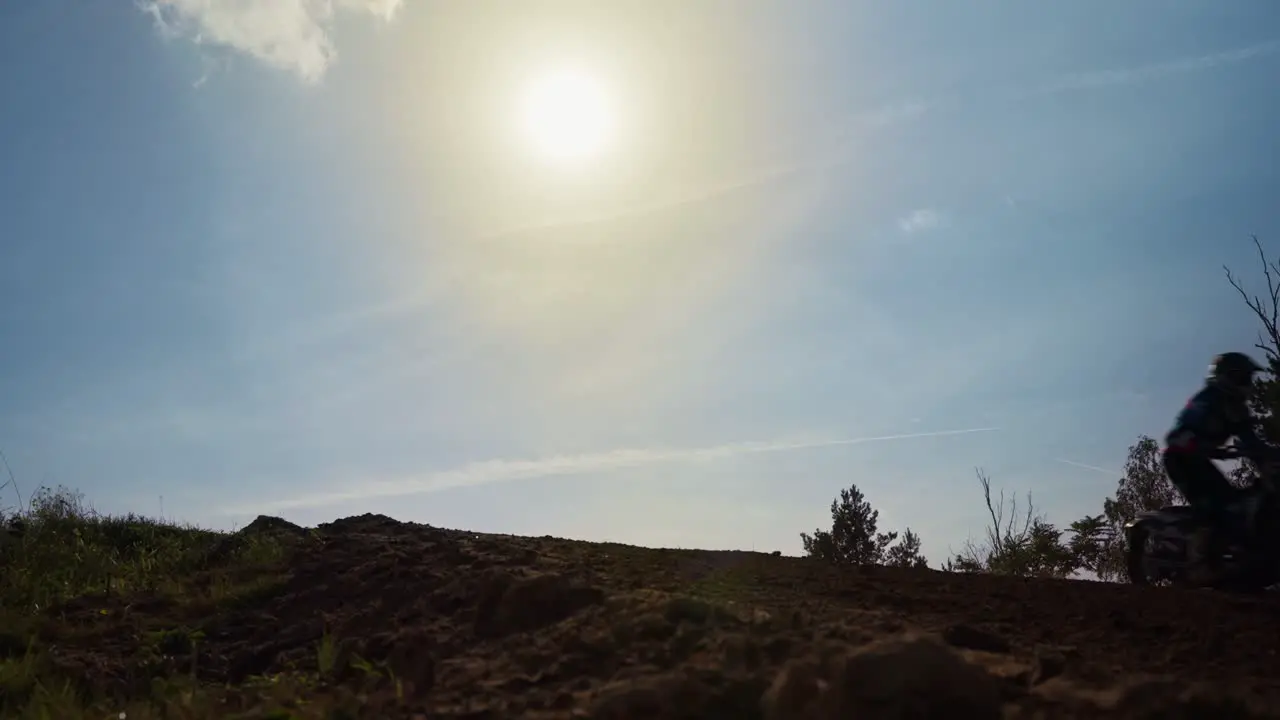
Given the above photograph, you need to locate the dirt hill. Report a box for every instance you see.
[17,512,1280,718]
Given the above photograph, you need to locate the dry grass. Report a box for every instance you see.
[0,486,354,719]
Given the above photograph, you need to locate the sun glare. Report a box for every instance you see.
[519,66,615,164]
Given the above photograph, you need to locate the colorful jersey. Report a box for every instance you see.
[1165,382,1266,460]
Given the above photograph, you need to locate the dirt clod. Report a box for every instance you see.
[241,515,307,537]
[474,571,605,638]
[1031,645,1069,686]
[764,636,1003,720]
[942,623,1012,654]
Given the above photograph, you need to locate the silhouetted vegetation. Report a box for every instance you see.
[800,483,927,568]
[802,236,1280,581]
[4,239,1279,717]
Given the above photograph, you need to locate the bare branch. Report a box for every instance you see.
[959,468,1052,575]
[976,469,1003,549]
[1224,235,1280,360]
[0,449,21,511]
[1022,491,1035,538]
[1002,489,1014,544]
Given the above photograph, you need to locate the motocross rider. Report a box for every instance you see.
[1163,351,1271,575]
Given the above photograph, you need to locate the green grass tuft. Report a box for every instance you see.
[0,486,346,718]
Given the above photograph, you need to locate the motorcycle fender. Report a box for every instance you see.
[1125,516,1184,543]
[1124,516,1154,532]
[1125,508,1189,532]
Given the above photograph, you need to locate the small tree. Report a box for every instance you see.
[1070,435,1181,581]
[944,469,1032,573]
[1065,514,1113,577]
[1000,519,1079,577]
[943,469,1081,578]
[801,483,900,566]
[883,527,929,568]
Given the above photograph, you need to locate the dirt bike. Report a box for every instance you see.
[1124,447,1280,592]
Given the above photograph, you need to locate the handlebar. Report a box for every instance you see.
[1211,445,1280,486]
[1214,447,1245,460]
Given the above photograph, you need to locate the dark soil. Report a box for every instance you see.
[44,513,1280,718]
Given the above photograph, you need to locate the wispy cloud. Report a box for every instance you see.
[232,426,999,514]
[203,35,1280,358]
[1055,458,1119,476]
[898,208,942,234]
[1038,39,1280,94]
[138,0,403,84]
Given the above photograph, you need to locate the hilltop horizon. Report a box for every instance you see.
[4,1,1280,568]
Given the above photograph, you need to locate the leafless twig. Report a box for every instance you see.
[0,448,22,512]
[1224,235,1280,362]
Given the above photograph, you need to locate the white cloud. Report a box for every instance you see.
[228,426,999,513]
[898,208,942,234]
[138,0,403,84]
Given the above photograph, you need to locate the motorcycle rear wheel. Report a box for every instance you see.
[1125,525,1152,585]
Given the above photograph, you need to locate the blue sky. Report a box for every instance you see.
[3,1,1280,563]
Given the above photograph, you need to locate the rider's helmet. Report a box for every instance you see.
[1208,352,1265,398]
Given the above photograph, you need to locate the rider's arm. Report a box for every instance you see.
[1234,418,1271,463]
[1166,390,1214,453]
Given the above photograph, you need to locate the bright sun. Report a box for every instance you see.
[519,67,615,164]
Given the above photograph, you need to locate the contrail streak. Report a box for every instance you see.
[236,426,999,513]
[1055,458,1119,476]
[1039,39,1280,93]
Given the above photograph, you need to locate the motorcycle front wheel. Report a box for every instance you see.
[1125,525,1152,585]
